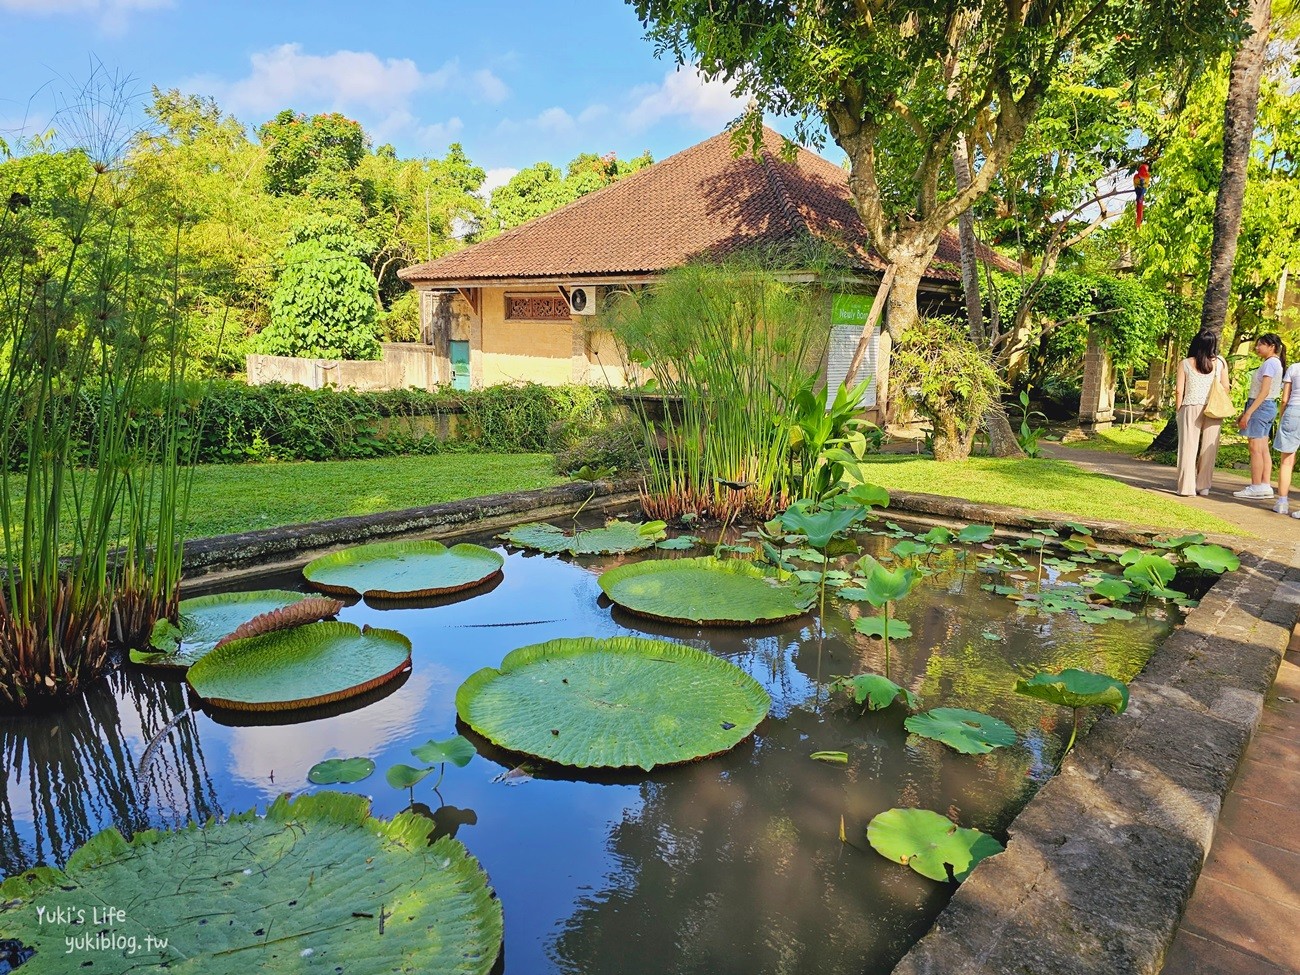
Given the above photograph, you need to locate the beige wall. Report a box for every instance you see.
[246,343,440,391]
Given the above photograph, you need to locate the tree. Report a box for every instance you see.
[489,151,654,231]
[259,110,368,198]
[632,0,1241,336]
[260,238,381,360]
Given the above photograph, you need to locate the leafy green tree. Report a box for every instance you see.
[490,151,653,231]
[260,239,381,360]
[259,110,368,198]
[631,0,1241,334]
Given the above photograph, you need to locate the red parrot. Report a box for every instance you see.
[1133,163,1150,229]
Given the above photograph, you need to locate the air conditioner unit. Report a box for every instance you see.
[565,285,597,316]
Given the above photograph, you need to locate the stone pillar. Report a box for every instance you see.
[1142,337,1172,414]
[1078,326,1115,429]
[427,292,452,386]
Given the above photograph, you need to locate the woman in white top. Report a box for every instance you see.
[1174,331,1230,496]
[1272,356,1300,517]
[1233,333,1286,500]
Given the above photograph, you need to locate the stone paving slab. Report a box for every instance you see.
[889,449,1300,975]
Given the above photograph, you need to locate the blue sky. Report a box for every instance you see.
[1,0,805,191]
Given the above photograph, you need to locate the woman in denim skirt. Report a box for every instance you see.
[1273,357,1300,517]
[1233,334,1286,501]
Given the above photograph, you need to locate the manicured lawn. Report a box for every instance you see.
[179,453,563,538]
[1056,422,1252,471]
[858,455,1245,536]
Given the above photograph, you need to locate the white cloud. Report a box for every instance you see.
[0,0,170,33]
[418,116,465,147]
[471,68,509,105]
[625,66,745,132]
[496,105,578,139]
[481,166,519,194]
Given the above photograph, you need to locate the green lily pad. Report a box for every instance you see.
[1123,553,1177,590]
[1182,543,1240,573]
[456,637,771,769]
[891,539,932,558]
[501,519,667,556]
[656,535,701,550]
[304,540,503,599]
[956,524,995,544]
[131,590,312,670]
[1014,669,1129,714]
[1077,605,1137,624]
[867,807,1004,882]
[0,792,503,975]
[1090,577,1133,602]
[186,621,412,712]
[853,615,913,639]
[386,764,437,789]
[307,757,375,785]
[904,707,1016,754]
[411,735,477,767]
[598,556,811,626]
[832,673,917,710]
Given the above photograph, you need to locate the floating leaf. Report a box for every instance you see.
[0,792,502,975]
[307,757,375,785]
[1181,543,1240,573]
[1123,554,1177,590]
[904,708,1016,754]
[411,736,477,768]
[891,539,932,559]
[503,519,667,556]
[456,637,770,770]
[656,535,700,550]
[867,808,1004,882]
[853,615,913,639]
[1014,669,1129,714]
[832,673,917,710]
[598,556,811,625]
[386,764,437,789]
[214,597,344,649]
[304,540,503,598]
[1090,577,1133,602]
[1077,606,1136,624]
[981,631,1001,641]
[811,750,849,764]
[131,590,311,670]
[956,524,995,544]
[920,526,955,545]
[1150,532,1207,550]
[780,505,860,549]
[186,621,412,712]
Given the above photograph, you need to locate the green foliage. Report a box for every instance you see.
[308,757,376,785]
[260,239,381,360]
[904,707,1017,755]
[830,673,917,711]
[888,317,1004,461]
[1180,543,1240,573]
[501,520,667,555]
[598,556,812,625]
[1014,669,1130,714]
[867,808,1004,883]
[260,110,367,198]
[489,151,653,231]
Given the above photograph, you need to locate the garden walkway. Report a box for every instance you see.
[1045,443,1300,975]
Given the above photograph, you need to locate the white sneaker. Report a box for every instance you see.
[1197,489,1211,497]
[1273,498,1291,515]
[1293,510,1300,519]
[1233,484,1275,499]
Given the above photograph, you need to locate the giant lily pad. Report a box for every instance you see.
[500,520,666,555]
[456,637,771,769]
[304,540,503,599]
[867,807,1004,882]
[0,792,502,975]
[1014,669,1129,714]
[187,621,412,712]
[131,589,312,670]
[904,708,1016,755]
[598,556,811,625]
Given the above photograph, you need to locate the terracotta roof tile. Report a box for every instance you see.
[398,127,1017,285]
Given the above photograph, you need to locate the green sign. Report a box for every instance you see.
[832,294,874,327]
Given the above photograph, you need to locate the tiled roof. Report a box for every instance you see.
[398,126,1017,285]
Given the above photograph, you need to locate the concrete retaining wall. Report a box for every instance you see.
[246,343,440,392]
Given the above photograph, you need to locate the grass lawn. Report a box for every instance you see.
[858,455,1245,536]
[1055,422,1252,471]
[178,453,564,538]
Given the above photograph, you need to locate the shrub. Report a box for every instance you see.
[259,240,381,360]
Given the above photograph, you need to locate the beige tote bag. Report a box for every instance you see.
[1204,361,1233,420]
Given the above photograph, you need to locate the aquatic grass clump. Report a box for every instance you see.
[608,249,834,522]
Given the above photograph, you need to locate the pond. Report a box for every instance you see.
[0,515,1183,974]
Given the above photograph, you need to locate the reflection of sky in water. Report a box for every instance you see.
[0,521,1182,974]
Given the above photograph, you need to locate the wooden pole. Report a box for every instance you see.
[842,264,896,390]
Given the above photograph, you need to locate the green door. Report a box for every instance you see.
[449,340,471,391]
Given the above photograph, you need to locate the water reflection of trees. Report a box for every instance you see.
[0,669,219,876]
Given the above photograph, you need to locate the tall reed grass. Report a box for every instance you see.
[609,252,831,522]
[1,129,197,709]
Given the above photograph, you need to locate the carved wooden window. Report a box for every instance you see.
[504,293,571,321]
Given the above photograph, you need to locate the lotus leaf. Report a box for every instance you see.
[307,757,375,785]
[1123,554,1177,589]
[598,557,811,625]
[854,556,919,606]
[780,505,860,549]
[1063,522,1093,536]
[304,540,503,598]
[867,807,1004,882]
[1090,577,1133,602]
[456,637,771,769]
[833,673,917,710]
[186,621,412,712]
[981,631,1001,641]
[1014,669,1129,714]
[956,524,995,544]
[1151,532,1207,550]
[387,764,437,789]
[853,615,913,639]
[131,590,311,670]
[904,707,1016,754]
[0,792,503,975]
[501,519,667,556]
[842,483,891,508]
[1182,543,1240,573]
[411,735,477,767]
[1076,606,1136,624]
[891,539,932,558]
[920,526,955,544]
[656,535,700,550]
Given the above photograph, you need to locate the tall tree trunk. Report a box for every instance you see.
[1200,0,1272,338]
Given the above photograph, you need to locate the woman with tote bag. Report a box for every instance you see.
[1175,331,1231,496]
